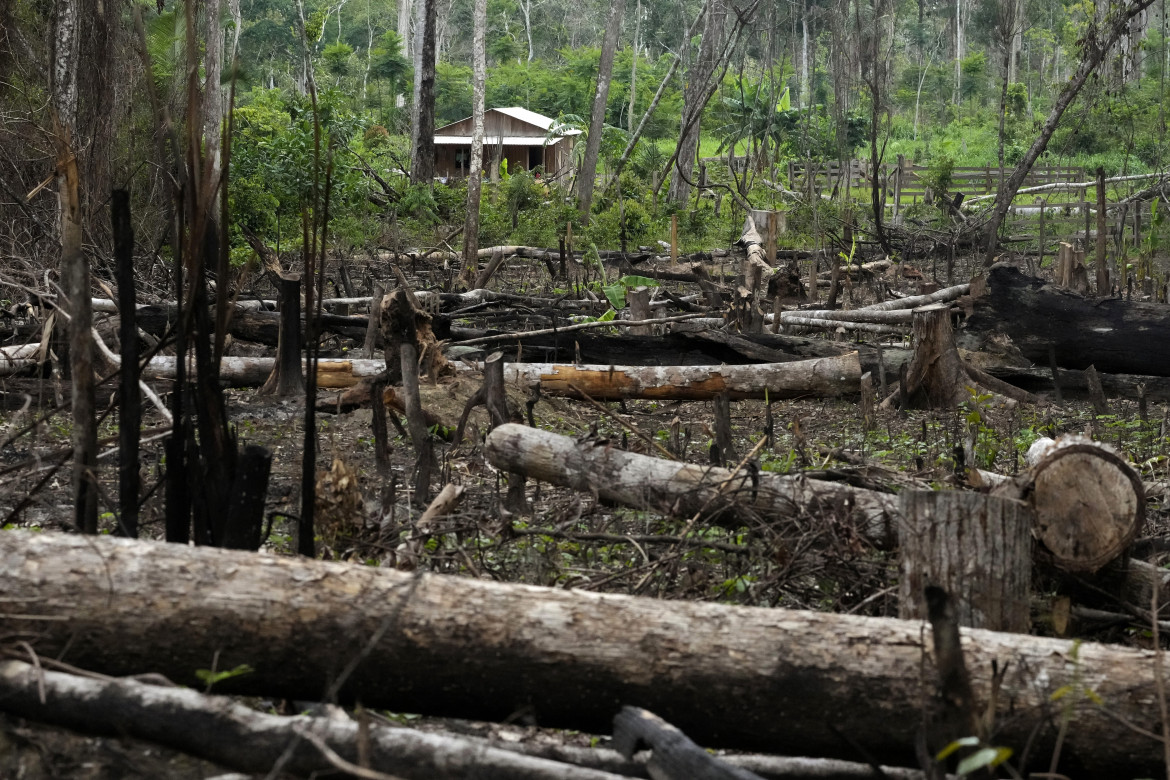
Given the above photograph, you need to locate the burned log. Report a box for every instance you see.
[1,531,1168,777]
[960,264,1170,376]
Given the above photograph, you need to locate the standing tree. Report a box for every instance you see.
[51,0,97,534]
[577,0,626,219]
[857,0,895,255]
[983,0,1158,262]
[410,0,437,184]
[668,0,727,206]
[462,0,487,284]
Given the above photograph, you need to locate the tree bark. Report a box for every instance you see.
[0,660,626,780]
[898,491,1032,632]
[485,423,898,539]
[668,0,726,205]
[898,304,968,408]
[2,531,1168,777]
[52,0,96,535]
[259,274,306,396]
[577,0,626,219]
[409,0,437,184]
[112,190,139,538]
[505,354,860,400]
[461,0,486,282]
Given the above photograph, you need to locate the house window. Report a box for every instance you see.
[455,149,468,171]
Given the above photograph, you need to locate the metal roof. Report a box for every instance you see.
[435,106,582,137]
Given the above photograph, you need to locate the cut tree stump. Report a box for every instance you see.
[898,491,1032,632]
[900,303,967,408]
[259,273,305,397]
[1,531,1168,777]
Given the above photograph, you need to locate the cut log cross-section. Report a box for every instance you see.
[899,491,1033,632]
[1000,436,1145,573]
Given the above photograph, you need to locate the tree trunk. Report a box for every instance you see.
[2,531,1168,777]
[486,423,898,539]
[982,0,1159,261]
[668,0,725,205]
[52,0,97,535]
[259,274,306,396]
[0,660,626,780]
[461,0,486,281]
[900,304,967,408]
[409,0,437,184]
[960,264,1170,376]
[577,0,626,219]
[503,352,862,400]
[899,491,1032,632]
[203,0,224,188]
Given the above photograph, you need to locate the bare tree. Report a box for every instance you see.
[577,0,627,219]
[983,0,1159,262]
[410,0,437,184]
[203,0,224,184]
[51,0,97,534]
[462,0,487,283]
[668,0,727,206]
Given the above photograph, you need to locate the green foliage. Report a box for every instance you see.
[195,663,253,692]
[322,41,354,79]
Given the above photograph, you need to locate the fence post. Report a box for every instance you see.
[1096,166,1108,294]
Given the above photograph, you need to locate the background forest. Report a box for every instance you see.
[0,0,1168,270]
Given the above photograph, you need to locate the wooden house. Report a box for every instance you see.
[433,107,580,180]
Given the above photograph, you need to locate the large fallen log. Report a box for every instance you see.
[501,352,861,400]
[0,531,1166,777]
[961,264,1170,376]
[484,423,897,541]
[136,353,861,401]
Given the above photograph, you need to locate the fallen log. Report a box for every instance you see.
[501,352,862,400]
[0,660,625,780]
[960,264,1170,376]
[982,363,1170,402]
[485,423,898,539]
[137,353,861,401]
[0,531,1166,777]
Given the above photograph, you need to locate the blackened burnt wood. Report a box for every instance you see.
[218,444,272,551]
[962,264,1170,376]
[982,364,1170,402]
[4,531,1170,777]
[259,274,305,397]
[112,190,139,538]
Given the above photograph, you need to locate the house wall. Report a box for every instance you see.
[435,138,574,180]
